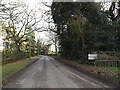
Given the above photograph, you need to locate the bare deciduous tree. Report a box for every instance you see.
[0,1,46,52]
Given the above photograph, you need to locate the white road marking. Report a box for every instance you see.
[69,71,103,88]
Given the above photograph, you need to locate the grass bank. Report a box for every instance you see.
[2,57,38,81]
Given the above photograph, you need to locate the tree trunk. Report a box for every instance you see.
[55,37,57,54]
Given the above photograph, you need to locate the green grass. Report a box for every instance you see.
[2,60,32,80]
[88,65,119,73]
[107,67,119,73]
[48,52,56,54]
[32,55,40,57]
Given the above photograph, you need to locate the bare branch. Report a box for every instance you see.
[41,2,51,8]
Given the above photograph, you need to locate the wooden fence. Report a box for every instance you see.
[94,60,120,67]
[2,52,28,64]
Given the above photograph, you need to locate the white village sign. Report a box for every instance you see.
[88,54,98,60]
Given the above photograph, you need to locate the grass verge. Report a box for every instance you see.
[32,55,40,58]
[53,56,119,78]
[2,59,33,81]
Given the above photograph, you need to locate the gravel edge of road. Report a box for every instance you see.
[2,57,39,88]
[52,56,119,89]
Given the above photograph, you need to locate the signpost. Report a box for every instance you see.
[88,54,98,60]
[88,54,98,66]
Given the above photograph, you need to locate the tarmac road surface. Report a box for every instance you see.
[6,55,114,88]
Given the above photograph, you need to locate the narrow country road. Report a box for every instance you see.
[6,56,114,88]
